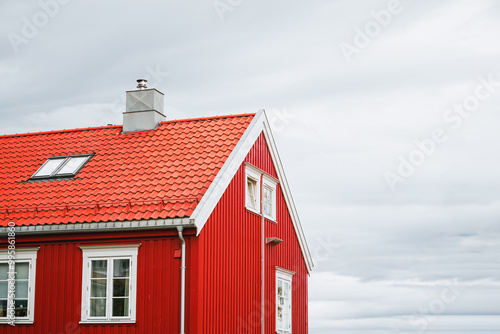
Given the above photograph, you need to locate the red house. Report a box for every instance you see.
[0,80,313,334]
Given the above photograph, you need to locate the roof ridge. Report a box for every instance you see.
[0,113,256,139]
[160,113,256,125]
[0,124,122,139]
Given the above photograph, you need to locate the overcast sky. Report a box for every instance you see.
[1,0,500,333]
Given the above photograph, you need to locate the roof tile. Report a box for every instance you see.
[0,114,254,226]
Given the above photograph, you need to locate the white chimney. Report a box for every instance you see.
[123,79,166,132]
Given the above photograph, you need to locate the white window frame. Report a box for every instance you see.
[245,165,261,214]
[31,154,93,179]
[263,175,277,221]
[276,267,294,334]
[80,245,139,324]
[0,248,39,324]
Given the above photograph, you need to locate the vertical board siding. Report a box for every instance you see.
[1,133,309,334]
[198,166,262,333]
[1,230,190,334]
[198,132,309,333]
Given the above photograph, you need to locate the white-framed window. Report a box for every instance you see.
[245,164,279,219]
[31,154,93,179]
[276,267,294,333]
[0,248,39,324]
[245,165,261,213]
[263,175,277,221]
[80,245,139,324]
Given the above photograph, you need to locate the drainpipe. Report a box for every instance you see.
[261,178,265,334]
[177,226,186,334]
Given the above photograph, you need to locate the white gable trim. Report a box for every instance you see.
[190,110,314,273]
[189,110,265,234]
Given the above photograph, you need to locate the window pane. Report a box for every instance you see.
[284,282,289,298]
[90,298,106,317]
[0,282,7,298]
[278,280,283,296]
[15,281,28,299]
[263,188,272,215]
[15,262,29,280]
[113,279,129,297]
[0,299,6,317]
[33,158,66,177]
[90,280,107,297]
[248,194,255,208]
[57,156,89,175]
[264,202,270,215]
[247,180,254,193]
[91,260,107,278]
[14,299,28,317]
[277,305,283,328]
[112,297,129,317]
[113,259,130,278]
[247,179,257,209]
[0,263,7,280]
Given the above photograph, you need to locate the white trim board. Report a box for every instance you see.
[0,248,39,324]
[190,110,314,273]
[189,110,266,233]
[80,245,139,323]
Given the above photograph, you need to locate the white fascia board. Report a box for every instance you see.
[191,110,314,273]
[261,112,314,273]
[190,110,266,235]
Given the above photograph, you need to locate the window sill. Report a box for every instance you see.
[0,320,34,325]
[246,207,260,215]
[264,215,277,223]
[80,320,136,324]
[246,209,278,224]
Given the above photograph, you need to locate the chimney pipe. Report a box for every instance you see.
[136,79,147,90]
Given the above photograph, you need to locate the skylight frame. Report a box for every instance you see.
[30,154,94,180]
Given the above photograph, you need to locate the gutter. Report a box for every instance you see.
[0,218,195,235]
[177,226,186,334]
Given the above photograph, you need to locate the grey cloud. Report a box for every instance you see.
[1,0,500,333]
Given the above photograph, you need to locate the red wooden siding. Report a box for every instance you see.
[1,229,192,334]
[196,132,309,333]
[0,132,309,333]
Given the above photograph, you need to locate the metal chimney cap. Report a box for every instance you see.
[136,79,148,90]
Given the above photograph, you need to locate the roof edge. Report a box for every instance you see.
[0,124,122,139]
[0,113,256,138]
[0,218,194,235]
[190,110,314,273]
[158,113,256,125]
[189,110,265,234]
[261,112,314,273]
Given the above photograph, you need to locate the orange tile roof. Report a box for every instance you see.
[0,114,255,226]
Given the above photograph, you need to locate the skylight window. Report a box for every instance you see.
[31,154,93,179]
